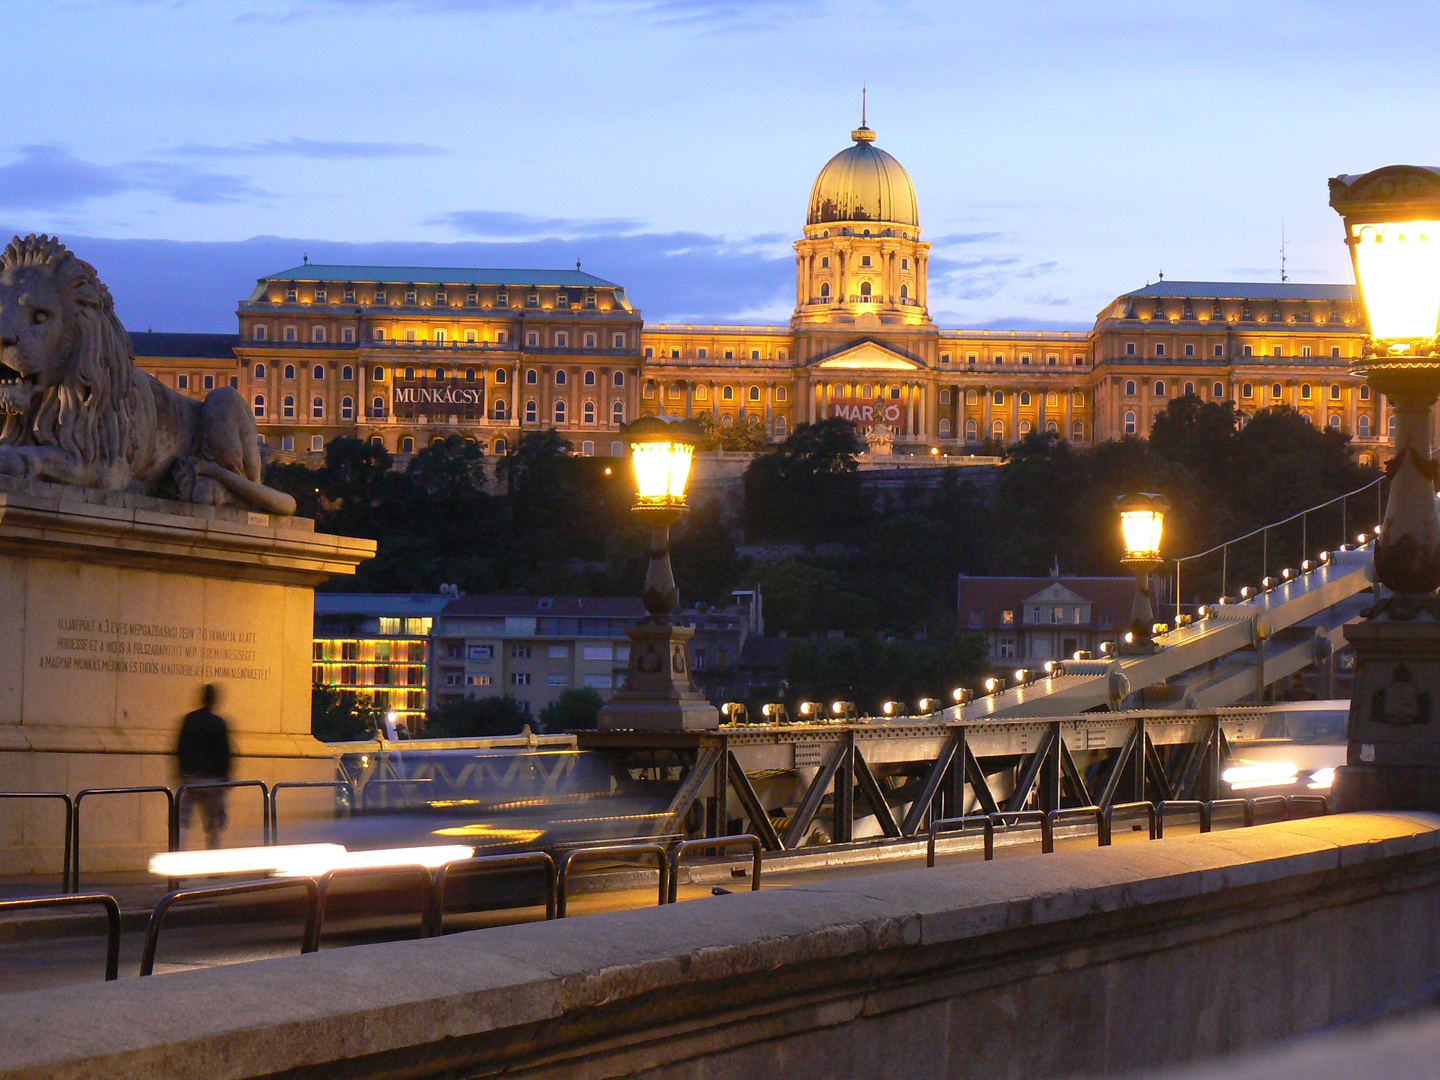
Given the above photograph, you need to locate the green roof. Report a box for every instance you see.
[1121,281,1357,302]
[259,264,620,289]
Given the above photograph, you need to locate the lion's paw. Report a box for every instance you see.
[0,446,34,477]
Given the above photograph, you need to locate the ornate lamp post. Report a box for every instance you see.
[597,415,720,732]
[1330,166,1440,811]
[1116,492,1170,655]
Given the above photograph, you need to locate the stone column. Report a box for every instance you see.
[1011,388,1019,437]
[510,363,519,426]
[1065,389,1074,440]
[983,386,992,438]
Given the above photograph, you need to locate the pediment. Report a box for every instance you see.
[811,341,922,372]
[1023,583,1088,605]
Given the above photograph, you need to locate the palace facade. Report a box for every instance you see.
[133,120,1397,468]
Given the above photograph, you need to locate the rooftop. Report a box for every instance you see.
[441,595,647,619]
[314,593,454,617]
[129,331,240,359]
[1119,281,1358,302]
[258,265,620,289]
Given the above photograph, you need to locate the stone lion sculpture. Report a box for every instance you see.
[0,235,295,515]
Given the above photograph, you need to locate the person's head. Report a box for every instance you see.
[200,683,219,709]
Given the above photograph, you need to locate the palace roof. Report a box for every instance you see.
[1120,281,1357,301]
[130,331,240,358]
[257,265,620,288]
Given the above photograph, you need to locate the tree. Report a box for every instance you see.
[311,685,380,742]
[424,695,532,738]
[743,418,869,541]
[538,687,605,732]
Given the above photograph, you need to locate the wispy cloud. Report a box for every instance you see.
[167,137,449,160]
[429,210,648,239]
[0,145,265,210]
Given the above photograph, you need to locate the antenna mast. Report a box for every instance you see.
[1280,219,1288,282]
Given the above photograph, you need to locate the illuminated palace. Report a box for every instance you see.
[137,121,1395,466]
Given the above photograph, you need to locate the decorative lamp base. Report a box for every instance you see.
[598,621,720,732]
[1332,618,1440,813]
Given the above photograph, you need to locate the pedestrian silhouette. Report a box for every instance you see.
[175,683,233,848]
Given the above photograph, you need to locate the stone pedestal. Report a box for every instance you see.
[0,478,374,872]
[1333,619,1440,812]
[598,622,719,732]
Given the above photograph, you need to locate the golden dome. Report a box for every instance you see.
[807,125,919,228]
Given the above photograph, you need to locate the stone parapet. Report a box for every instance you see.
[2,812,1439,1079]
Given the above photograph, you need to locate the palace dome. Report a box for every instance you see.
[807,125,919,228]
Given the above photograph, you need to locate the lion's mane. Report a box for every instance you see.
[0,234,136,466]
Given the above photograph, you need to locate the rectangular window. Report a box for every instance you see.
[999,636,1016,659]
[1001,609,1015,626]
[177,374,189,390]
[547,673,569,687]
[468,644,493,661]
[584,674,614,689]
[583,645,613,661]
[374,289,386,303]
[314,287,326,302]
[377,617,400,635]
[466,675,493,686]
[968,610,983,628]
[1051,606,1064,624]
[511,644,531,659]
[547,645,570,659]
[511,672,531,686]
[1214,345,1224,357]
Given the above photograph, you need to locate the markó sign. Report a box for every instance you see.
[829,394,906,433]
[394,386,484,407]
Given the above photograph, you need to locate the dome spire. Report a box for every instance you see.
[852,85,875,143]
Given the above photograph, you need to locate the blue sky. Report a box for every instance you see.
[5,1,1439,333]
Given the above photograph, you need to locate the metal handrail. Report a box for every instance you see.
[666,835,762,903]
[927,815,995,866]
[0,892,120,981]
[1173,473,1384,617]
[267,780,354,845]
[1100,801,1157,846]
[428,852,557,933]
[1205,797,1253,829]
[73,786,176,894]
[174,779,270,845]
[555,842,669,918]
[1248,794,1291,824]
[0,792,73,891]
[1155,799,1210,838]
[1043,806,1104,853]
[140,877,320,976]
[315,865,435,947]
[1288,794,1330,818]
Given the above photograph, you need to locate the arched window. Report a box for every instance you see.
[372,366,384,381]
[722,386,734,401]
[341,366,353,381]
[1330,383,1342,400]
[253,395,266,418]
[938,418,952,438]
[1360,385,1371,400]
[494,368,507,383]
[993,390,1005,406]
[1073,391,1085,407]
[992,420,1004,439]
[1154,380,1166,397]
[253,363,267,380]
[1329,415,1341,431]
[372,396,384,416]
[939,388,951,405]
[434,329,446,343]
[1019,419,1032,435]
[1071,420,1084,441]
[1242,383,1254,398]
[1184,382,1195,396]
[900,284,909,299]
[1359,415,1371,436]
[311,396,324,419]
[1046,420,1058,433]
[1125,380,1136,396]
[493,399,508,420]
[1019,391,1031,406]
[584,370,596,386]
[1124,411,1136,435]
[1301,383,1312,400]
[555,369,567,385]
[860,281,872,297]
[525,400,538,423]
[612,400,625,424]
[283,395,295,418]
[433,367,445,380]
[1272,383,1282,398]
[583,400,596,424]
[965,418,978,441]
[401,436,414,454]
[748,386,761,402]
[526,369,537,384]
[966,389,978,405]
[494,438,507,455]
[1045,391,1058,408]
[341,396,353,419]
[613,371,625,387]
[284,364,295,380]
[405,366,416,380]
[776,386,788,401]
[1213,382,1224,398]
[313,365,325,381]
[820,282,830,298]
[370,436,384,448]
[1389,415,1398,439]
[554,400,566,424]
[774,416,787,437]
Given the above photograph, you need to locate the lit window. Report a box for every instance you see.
[1001,609,1014,625]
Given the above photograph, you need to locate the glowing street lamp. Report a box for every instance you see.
[1329,167,1440,812]
[597,415,719,732]
[1116,492,1170,654]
